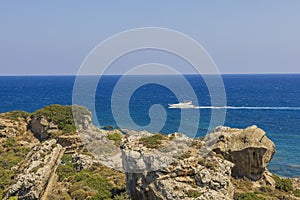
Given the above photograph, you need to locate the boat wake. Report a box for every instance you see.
[194,106,300,110]
[168,101,300,110]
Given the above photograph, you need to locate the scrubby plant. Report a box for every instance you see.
[3,137,17,148]
[179,151,191,160]
[70,189,89,200]
[187,190,202,198]
[112,192,129,200]
[272,174,293,192]
[1,110,29,121]
[55,156,126,200]
[107,133,122,146]
[56,162,75,181]
[293,189,300,197]
[139,133,165,148]
[32,104,76,133]
[0,135,31,198]
[234,192,266,200]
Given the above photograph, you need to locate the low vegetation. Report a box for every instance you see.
[107,133,122,146]
[139,133,165,148]
[234,192,266,200]
[187,190,202,198]
[56,154,127,200]
[293,189,300,197]
[0,137,31,199]
[32,104,76,133]
[272,174,293,192]
[0,110,30,121]
[232,174,300,200]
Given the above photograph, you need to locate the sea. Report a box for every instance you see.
[0,74,299,178]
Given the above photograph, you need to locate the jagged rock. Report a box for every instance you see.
[71,153,102,171]
[5,139,64,200]
[202,125,275,181]
[122,131,234,200]
[0,117,28,138]
[29,116,59,141]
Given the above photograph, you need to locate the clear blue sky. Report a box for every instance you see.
[0,1,300,75]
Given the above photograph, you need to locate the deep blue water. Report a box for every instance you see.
[0,74,300,177]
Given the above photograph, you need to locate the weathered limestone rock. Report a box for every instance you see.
[5,139,64,200]
[29,116,59,141]
[122,130,234,200]
[202,125,275,181]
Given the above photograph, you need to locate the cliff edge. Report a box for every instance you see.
[0,105,299,200]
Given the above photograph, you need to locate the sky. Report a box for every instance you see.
[0,1,300,75]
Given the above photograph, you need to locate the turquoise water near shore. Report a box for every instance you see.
[0,74,299,177]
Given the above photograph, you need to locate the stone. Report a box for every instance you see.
[202,125,275,181]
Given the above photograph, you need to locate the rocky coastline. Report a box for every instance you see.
[0,104,299,200]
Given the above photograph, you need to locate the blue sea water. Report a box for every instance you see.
[0,74,300,177]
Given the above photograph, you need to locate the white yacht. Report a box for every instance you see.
[168,101,195,109]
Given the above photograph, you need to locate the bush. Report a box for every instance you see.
[3,137,17,148]
[272,174,293,192]
[293,189,300,197]
[140,134,165,148]
[113,192,129,200]
[56,163,75,181]
[70,189,89,200]
[234,192,266,200]
[107,133,122,146]
[89,190,112,200]
[1,110,29,121]
[187,190,202,198]
[32,104,77,133]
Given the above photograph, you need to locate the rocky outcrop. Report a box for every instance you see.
[202,125,275,180]
[0,115,28,138]
[122,130,235,200]
[29,116,59,141]
[1,105,298,200]
[5,139,64,200]
[122,126,279,200]
[78,127,124,171]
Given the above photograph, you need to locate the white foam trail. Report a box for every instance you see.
[193,106,300,110]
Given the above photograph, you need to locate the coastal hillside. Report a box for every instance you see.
[0,105,299,200]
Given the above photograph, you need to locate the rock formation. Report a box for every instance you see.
[29,116,59,141]
[5,139,64,200]
[202,125,275,181]
[1,105,299,200]
[122,130,235,200]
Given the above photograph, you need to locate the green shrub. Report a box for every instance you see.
[179,151,191,160]
[2,110,29,121]
[32,104,77,133]
[293,189,300,197]
[139,134,165,148]
[56,163,75,181]
[107,133,122,146]
[89,190,112,200]
[113,192,129,200]
[187,190,202,198]
[272,174,293,192]
[234,192,266,200]
[3,137,17,148]
[70,189,89,200]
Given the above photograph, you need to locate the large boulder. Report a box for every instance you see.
[203,125,275,181]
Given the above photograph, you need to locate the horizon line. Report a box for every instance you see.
[1,72,300,76]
